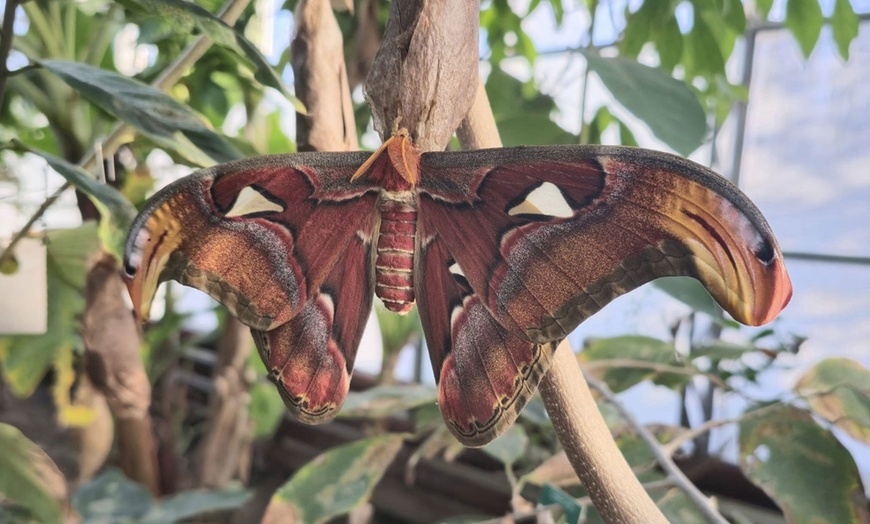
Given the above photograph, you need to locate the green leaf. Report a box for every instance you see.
[784,0,823,59]
[140,484,251,523]
[0,224,100,397]
[482,424,528,465]
[26,149,136,260]
[538,483,582,524]
[39,60,241,165]
[579,336,689,392]
[831,0,859,60]
[376,304,421,356]
[128,0,304,113]
[73,468,153,521]
[264,434,404,524]
[339,384,437,419]
[721,0,746,33]
[690,341,758,360]
[653,277,719,318]
[486,67,577,146]
[795,358,870,445]
[621,1,673,58]
[579,50,706,155]
[0,424,65,524]
[739,405,870,524]
[755,0,774,19]
[652,16,683,71]
[683,15,726,78]
[73,468,250,522]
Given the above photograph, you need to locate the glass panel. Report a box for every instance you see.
[741,25,870,258]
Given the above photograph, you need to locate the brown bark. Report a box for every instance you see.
[347,0,381,87]
[195,317,254,488]
[292,0,358,152]
[82,254,160,495]
[364,0,478,151]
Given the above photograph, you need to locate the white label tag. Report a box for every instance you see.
[0,238,48,335]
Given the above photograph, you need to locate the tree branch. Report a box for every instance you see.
[539,341,669,523]
[0,0,20,108]
[584,372,729,524]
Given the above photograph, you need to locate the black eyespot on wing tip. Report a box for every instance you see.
[756,239,776,265]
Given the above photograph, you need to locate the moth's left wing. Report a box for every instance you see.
[252,229,375,423]
[416,145,792,445]
[124,152,379,423]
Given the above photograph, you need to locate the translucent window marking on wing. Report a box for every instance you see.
[225,186,285,218]
[507,182,574,218]
[448,259,471,290]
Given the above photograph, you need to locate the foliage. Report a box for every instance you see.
[262,435,404,524]
[74,468,250,523]
[0,0,866,523]
[0,424,66,524]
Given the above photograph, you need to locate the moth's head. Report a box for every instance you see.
[123,204,184,322]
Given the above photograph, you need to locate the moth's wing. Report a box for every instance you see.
[418,145,791,342]
[415,231,555,446]
[124,151,375,330]
[416,145,792,445]
[252,229,375,423]
[124,151,378,423]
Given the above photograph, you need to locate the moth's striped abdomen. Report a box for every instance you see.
[375,194,417,313]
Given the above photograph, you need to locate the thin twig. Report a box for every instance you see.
[661,401,790,457]
[0,0,251,265]
[0,0,19,107]
[584,372,729,524]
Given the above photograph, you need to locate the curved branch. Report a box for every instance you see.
[540,341,669,523]
[0,0,20,107]
[585,372,729,524]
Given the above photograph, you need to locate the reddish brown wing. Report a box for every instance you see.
[252,230,374,423]
[124,151,378,422]
[415,232,555,446]
[416,144,791,445]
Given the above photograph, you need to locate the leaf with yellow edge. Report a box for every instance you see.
[740,405,870,524]
[795,357,870,445]
[0,423,68,524]
[0,224,99,405]
[262,434,404,524]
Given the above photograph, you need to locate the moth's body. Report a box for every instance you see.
[374,191,418,313]
[359,130,422,314]
[124,131,792,447]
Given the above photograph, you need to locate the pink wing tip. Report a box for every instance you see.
[751,260,793,326]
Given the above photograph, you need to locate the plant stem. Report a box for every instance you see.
[584,372,729,524]
[0,0,19,108]
[539,341,669,523]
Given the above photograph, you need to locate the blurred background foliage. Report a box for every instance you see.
[0,0,868,522]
